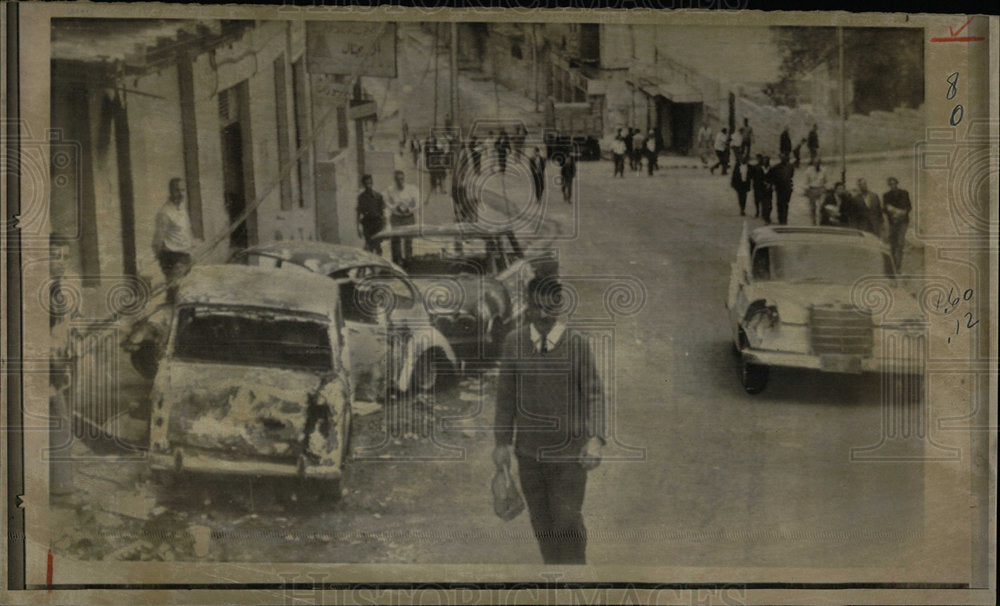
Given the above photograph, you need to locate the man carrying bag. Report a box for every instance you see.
[493,276,606,565]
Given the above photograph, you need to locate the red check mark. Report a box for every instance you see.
[930,18,985,43]
[949,17,973,37]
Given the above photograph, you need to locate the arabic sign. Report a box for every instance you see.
[306,22,397,78]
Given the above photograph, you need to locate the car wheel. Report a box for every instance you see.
[739,358,769,394]
[130,342,159,380]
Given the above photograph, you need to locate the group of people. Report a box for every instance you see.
[705,120,821,176]
[729,152,796,225]
[355,169,422,260]
[610,127,660,177]
[816,174,913,270]
[528,146,577,204]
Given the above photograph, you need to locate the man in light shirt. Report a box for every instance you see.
[152,178,194,303]
[384,170,421,263]
[804,159,828,225]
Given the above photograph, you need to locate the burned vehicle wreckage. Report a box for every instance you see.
[138,265,353,499]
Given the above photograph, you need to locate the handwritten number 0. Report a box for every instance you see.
[950,105,964,126]
[946,72,959,100]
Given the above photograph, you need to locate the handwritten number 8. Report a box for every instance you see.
[946,72,959,100]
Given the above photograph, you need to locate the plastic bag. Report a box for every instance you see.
[491,464,525,522]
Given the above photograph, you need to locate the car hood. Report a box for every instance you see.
[747,281,924,325]
[160,361,347,461]
[409,274,507,317]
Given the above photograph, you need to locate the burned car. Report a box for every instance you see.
[146,265,352,498]
[726,225,925,394]
[371,223,555,358]
[229,241,456,395]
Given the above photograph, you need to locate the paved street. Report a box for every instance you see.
[53,153,926,569]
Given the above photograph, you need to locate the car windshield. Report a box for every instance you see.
[235,252,318,274]
[172,306,333,371]
[399,236,505,276]
[752,243,893,284]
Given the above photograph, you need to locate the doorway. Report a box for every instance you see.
[655,96,700,155]
[219,81,257,251]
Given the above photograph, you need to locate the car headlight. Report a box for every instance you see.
[746,306,780,344]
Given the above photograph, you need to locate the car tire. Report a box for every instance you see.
[739,358,769,394]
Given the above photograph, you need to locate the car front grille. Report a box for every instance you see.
[809,305,874,356]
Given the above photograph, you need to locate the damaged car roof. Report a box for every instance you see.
[177,265,340,317]
[238,241,404,275]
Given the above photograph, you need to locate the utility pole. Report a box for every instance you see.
[838,26,846,185]
[532,24,539,112]
[353,78,365,186]
[433,23,439,130]
[450,21,459,133]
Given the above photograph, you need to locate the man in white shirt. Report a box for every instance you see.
[152,178,195,303]
[804,160,828,225]
[611,135,627,178]
[697,122,713,165]
[384,170,421,262]
[710,128,730,175]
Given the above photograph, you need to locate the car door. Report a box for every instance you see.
[335,274,389,401]
[727,222,752,337]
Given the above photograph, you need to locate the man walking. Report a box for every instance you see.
[645,130,659,175]
[807,124,820,166]
[529,147,546,203]
[494,276,605,565]
[152,177,195,304]
[730,127,744,165]
[710,128,730,175]
[779,125,792,157]
[560,152,576,203]
[495,128,512,173]
[697,121,713,165]
[384,170,421,262]
[468,135,482,174]
[882,177,912,271]
[820,182,850,226]
[730,155,751,216]
[850,178,884,237]
[631,128,645,172]
[750,155,773,223]
[623,128,634,171]
[356,174,385,254]
[768,154,796,225]
[611,134,627,178]
[804,160,827,225]
[741,117,753,158]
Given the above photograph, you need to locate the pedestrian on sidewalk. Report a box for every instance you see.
[882,177,912,271]
[469,135,484,175]
[807,124,820,165]
[631,128,645,172]
[804,160,827,225]
[710,128,730,175]
[697,121,713,165]
[779,125,792,157]
[152,177,195,304]
[741,117,753,158]
[623,127,634,171]
[645,130,659,175]
[730,128,744,165]
[820,182,849,226]
[356,174,386,254]
[529,147,546,203]
[768,153,796,225]
[514,124,527,161]
[750,155,773,223]
[560,152,576,204]
[611,135,627,178]
[384,170,421,263]
[410,137,421,168]
[496,128,512,173]
[494,275,605,565]
[849,178,884,237]
[730,156,751,216]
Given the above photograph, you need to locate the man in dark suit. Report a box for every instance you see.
[730,156,752,216]
[882,177,912,271]
[779,126,792,157]
[560,152,576,203]
[820,182,850,226]
[850,178,884,237]
[356,174,385,253]
[494,276,605,565]
[768,153,796,225]
[495,128,512,173]
[529,147,546,203]
[750,154,773,223]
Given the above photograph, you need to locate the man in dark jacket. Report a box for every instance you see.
[356,174,385,253]
[807,124,820,165]
[768,154,796,225]
[750,155,773,223]
[560,152,576,203]
[820,182,850,226]
[883,177,912,271]
[529,147,546,203]
[849,178,884,237]
[779,126,792,157]
[730,156,752,216]
[495,128,512,173]
[494,276,605,565]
